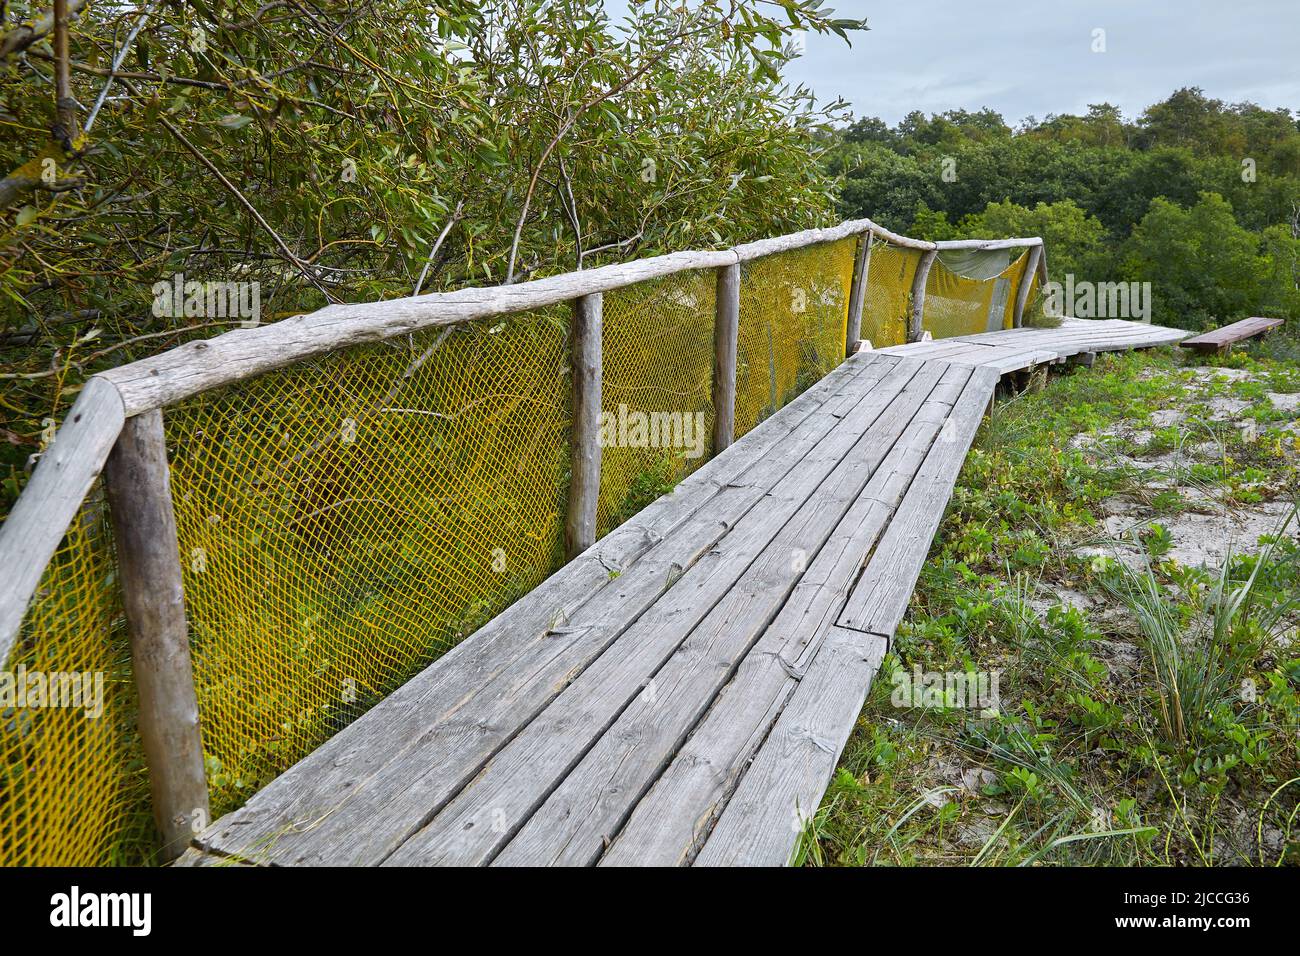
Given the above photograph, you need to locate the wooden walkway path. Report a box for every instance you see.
[183,318,1186,867]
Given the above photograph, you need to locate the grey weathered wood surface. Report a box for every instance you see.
[837,366,1000,637]
[190,317,1191,867]
[599,365,973,866]
[908,248,938,342]
[492,361,950,866]
[844,233,871,354]
[103,410,209,862]
[1011,244,1043,327]
[934,237,1042,252]
[0,375,124,665]
[1179,316,1283,352]
[564,293,602,558]
[712,262,741,454]
[384,360,926,867]
[693,626,888,868]
[882,317,1189,372]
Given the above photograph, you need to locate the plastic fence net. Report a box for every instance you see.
[734,238,854,438]
[164,311,572,816]
[597,270,715,537]
[4,227,986,866]
[0,489,153,867]
[858,242,916,349]
[922,251,1033,340]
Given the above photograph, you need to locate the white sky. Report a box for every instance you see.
[783,0,1300,125]
[605,0,1300,125]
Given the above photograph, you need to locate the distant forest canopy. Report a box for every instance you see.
[826,88,1300,330]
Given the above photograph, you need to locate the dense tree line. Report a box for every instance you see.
[826,89,1300,330]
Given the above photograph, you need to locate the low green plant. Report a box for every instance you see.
[1101,506,1297,747]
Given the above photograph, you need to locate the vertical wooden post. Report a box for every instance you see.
[103,409,209,862]
[845,233,872,355]
[712,261,741,454]
[565,292,603,559]
[909,248,938,342]
[1012,244,1043,328]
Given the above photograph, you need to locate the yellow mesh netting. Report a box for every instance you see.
[857,242,916,349]
[2,226,1042,867]
[734,238,854,437]
[923,251,1034,340]
[164,311,571,816]
[922,259,998,339]
[0,489,154,866]
[597,270,715,537]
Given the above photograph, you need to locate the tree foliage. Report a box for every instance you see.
[827,87,1300,330]
[0,0,864,490]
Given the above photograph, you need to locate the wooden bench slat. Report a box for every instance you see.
[598,367,974,866]
[1180,316,1283,352]
[383,360,933,866]
[492,364,966,866]
[692,626,888,868]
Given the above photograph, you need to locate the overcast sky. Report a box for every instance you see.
[776,0,1300,126]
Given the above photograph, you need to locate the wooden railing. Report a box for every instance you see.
[0,215,1047,860]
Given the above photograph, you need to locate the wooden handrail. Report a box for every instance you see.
[2,217,1047,656]
[0,212,1050,861]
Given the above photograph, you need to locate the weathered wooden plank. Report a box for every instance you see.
[98,250,735,415]
[565,293,602,558]
[103,410,209,862]
[0,376,124,666]
[730,218,937,261]
[935,238,1042,252]
[199,356,901,865]
[491,363,955,866]
[692,626,888,868]
[381,360,929,866]
[1180,316,1283,352]
[597,367,973,866]
[712,263,740,454]
[837,366,1000,637]
[172,848,253,867]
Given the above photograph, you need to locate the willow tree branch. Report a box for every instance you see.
[121,78,337,303]
[503,19,693,284]
[0,0,88,60]
[51,0,78,148]
[412,199,464,296]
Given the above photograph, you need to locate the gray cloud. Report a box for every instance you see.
[784,0,1299,124]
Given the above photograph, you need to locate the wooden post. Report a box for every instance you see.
[909,249,937,342]
[103,409,209,862]
[565,293,603,559]
[712,262,741,454]
[1012,245,1043,328]
[845,233,872,355]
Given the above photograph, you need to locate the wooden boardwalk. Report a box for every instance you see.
[184,318,1186,867]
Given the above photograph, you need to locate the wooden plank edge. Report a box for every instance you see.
[0,376,126,665]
